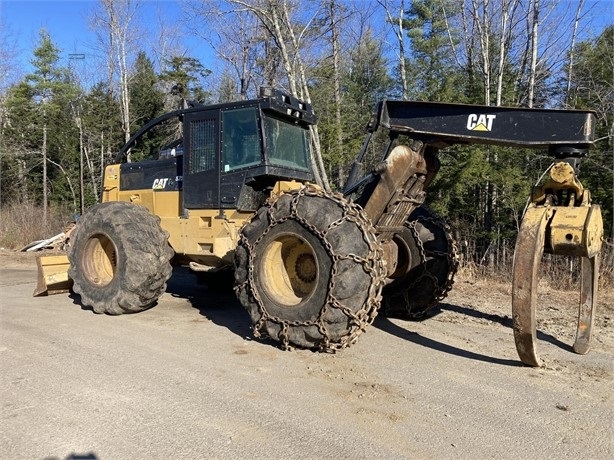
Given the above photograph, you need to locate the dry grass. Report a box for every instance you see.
[457,243,613,297]
[0,202,74,250]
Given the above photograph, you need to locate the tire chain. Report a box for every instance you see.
[386,211,459,319]
[235,185,387,352]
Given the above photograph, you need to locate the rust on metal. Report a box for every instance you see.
[362,143,427,237]
[512,205,552,367]
[574,255,598,354]
[511,162,603,366]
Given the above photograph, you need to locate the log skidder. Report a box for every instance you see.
[235,186,387,351]
[35,88,604,365]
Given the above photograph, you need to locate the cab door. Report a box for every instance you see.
[182,110,220,210]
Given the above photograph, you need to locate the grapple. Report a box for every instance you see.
[512,161,603,366]
[345,100,603,364]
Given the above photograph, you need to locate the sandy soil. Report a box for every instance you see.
[4,246,612,372]
[2,248,613,458]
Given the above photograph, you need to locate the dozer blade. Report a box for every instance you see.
[511,205,552,367]
[33,255,72,296]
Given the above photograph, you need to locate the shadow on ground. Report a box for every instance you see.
[166,267,252,340]
[69,266,573,362]
[373,313,522,367]
[373,300,572,366]
[440,302,574,353]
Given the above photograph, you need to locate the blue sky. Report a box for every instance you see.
[1,0,612,87]
[0,0,208,85]
[3,0,108,55]
[0,0,189,51]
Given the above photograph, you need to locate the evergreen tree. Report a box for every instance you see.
[128,52,166,160]
[404,0,464,102]
[310,57,341,187]
[343,29,394,171]
[1,82,37,204]
[81,81,122,204]
[566,25,614,238]
[4,30,79,220]
[160,56,212,108]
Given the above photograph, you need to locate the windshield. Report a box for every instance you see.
[263,115,310,170]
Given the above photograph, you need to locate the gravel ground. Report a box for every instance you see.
[1,250,612,459]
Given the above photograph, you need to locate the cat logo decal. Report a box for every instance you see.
[467,114,496,132]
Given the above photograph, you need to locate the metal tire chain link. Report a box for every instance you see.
[398,211,459,317]
[237,184,387,352]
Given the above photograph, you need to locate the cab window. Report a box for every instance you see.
[222,107,262,171]
[263,115,310,170]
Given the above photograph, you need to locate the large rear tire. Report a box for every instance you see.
[68,201,174,314]
[382,206,458,319]
[235,186,386,351]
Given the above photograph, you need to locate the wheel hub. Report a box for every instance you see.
[259,233,318,307]
[81,233,117,287]
[295,253,316,283]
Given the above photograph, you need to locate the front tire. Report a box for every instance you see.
[235,186,386,351]
[68,201,174,314]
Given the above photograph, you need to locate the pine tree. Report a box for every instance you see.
[7,30,77,224]
[566,26,614,238]
[404,0,463,102]
[160,56,212,108]
[128,52,166,161]
[81,81,122,204]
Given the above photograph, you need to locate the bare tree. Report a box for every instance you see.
[565,0,586,106]
[222,0,331,190]
[184,2,263,100]
[494,0,520,106]
[377,0,409,99]
[462,0,571,107]
[526,0,539,108]
[91,0,142,159]
[470,0,492,105]
[152,4,189,109]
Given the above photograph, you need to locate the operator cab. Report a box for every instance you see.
[116,88,316,213]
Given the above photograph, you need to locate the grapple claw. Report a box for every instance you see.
[573,255,599,354]
[511,162,603,366]
[512,205,551,367]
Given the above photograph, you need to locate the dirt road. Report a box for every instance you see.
[1,253,612,459]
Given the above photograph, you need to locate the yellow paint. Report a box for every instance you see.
[33,254,72,296]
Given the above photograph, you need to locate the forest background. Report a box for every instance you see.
[0,0,612,280]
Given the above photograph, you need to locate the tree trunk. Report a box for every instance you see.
[565,0,585,106]
[379,0,409,99]
[83,145,99,200]
[78,116,85,215]
[94,0,140,160]
[471,0,492,105]
[48,158,77,213]
[42,121,48,225]
[496,0,519,106]
[527,0,539,108]
[330,0,344,175]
